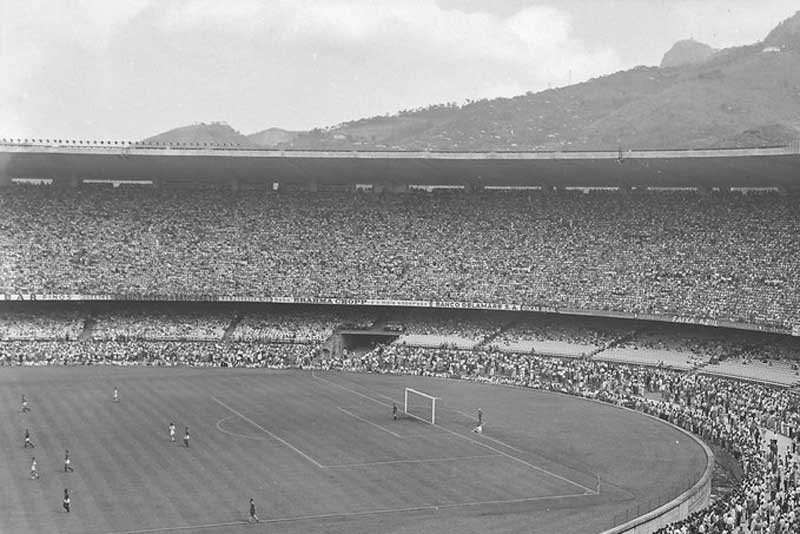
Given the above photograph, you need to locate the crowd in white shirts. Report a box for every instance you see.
[2,186,799,330]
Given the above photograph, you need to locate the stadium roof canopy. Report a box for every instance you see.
[2,144,800,188]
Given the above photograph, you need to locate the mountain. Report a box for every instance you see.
[713,123,800,148]
[279,11,800,151]
[660,39,717,68]
[143,122,253,146]
[285,44,800,151]
[764,10,800,50]
[247,128,300,148]
[146,11,800,151]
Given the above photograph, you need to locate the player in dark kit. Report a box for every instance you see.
[63,489,70,513]
[64,450,74,472]
[24,428,34,448]
[184,427,190,447]
[392,403,398,420]
[249,498,259,523]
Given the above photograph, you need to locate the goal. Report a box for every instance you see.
[404,388,439,424]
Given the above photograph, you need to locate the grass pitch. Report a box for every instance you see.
[0,366,708,534]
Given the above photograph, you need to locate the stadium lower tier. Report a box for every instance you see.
[1,341,798,534]
[2,187,799,330]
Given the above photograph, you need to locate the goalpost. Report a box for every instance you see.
[404,388,439,424]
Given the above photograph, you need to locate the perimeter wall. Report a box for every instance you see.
[599,414,714,534]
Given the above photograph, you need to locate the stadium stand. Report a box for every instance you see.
[598,326,800,373]
[489,315,623,357]
[231,307,376,342]
[92,308,231,341]
[387,309,508,349]
[0,309,85,341]
[2,186,800,332]
[703,359,800,387]
[0,340,315,368]
[2,179,800,534]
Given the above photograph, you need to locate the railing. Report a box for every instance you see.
[604,470,709,533]
[2,138,800,155]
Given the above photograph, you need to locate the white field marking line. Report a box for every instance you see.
[374,391,399,402]
[456,408,621,497]
[414,412,598,495]
[455,407,548,456]
[455,408,478,421]
[99,491,591,534]
[311,371,597,495]
[312,370,394,406]
[479,433,537,455]
[324,453,503,468]
[99,520,248,534]
[215,415,273,442]
[211,396,325,469]
[337,407,403,438]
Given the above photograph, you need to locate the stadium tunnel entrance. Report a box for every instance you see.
[336,330,401,358]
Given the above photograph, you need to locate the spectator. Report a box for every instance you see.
[2,186,799,330]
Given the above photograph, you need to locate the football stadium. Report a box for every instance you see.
[1,143,799,534]
[4,3,800,533]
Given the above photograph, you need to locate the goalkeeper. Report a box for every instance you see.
[472,408,483,433]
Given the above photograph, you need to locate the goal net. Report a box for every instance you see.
[404,388,439,424]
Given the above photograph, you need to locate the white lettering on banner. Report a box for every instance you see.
[0,293,793,336]
[672,316,719,327]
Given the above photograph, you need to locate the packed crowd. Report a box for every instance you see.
[0,310,84,341]
[232,308,375,342]
[389,309,506,348]
[491,315,622,353]
[0,305,379,344]
[92,309,230,341]
[2,186,799,330]
[322,344,800,534]
[614,326,769,363]
[0,340,315,368]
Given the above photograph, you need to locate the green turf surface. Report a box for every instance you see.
[0,367,708,534]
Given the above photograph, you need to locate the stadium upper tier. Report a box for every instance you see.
[2,186,799,332]
[2,143,800,187]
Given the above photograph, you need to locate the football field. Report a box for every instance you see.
[0,367,709,534]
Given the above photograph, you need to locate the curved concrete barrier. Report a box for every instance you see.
[597,412,714,534]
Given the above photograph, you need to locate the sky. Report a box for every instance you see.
[1,0,797,140]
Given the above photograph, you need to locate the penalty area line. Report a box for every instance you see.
[211,395,325,469]
[454,408,478,422]
[324,453,502,468]
[98,492,591,534]
[337,407,403,438]
[422,410,599,495]
[215,415,273,442]
[311,371,597,495]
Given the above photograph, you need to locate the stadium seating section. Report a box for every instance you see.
[2,186,799,331]
[2,183,800,534]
